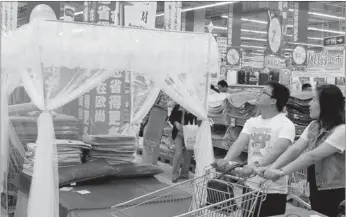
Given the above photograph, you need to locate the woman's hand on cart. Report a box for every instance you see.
[262,168,285,182]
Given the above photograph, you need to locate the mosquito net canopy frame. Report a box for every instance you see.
[1,20,219,217]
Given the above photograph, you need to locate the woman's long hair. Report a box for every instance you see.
[317,85,345,130]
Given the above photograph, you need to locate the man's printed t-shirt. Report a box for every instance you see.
[242,113,296,194]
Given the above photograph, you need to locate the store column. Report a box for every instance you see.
[291,2,310,92]
[225,3,242,85]
[184,9,205,33]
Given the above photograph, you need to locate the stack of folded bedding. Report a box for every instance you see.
[223,91,260,126]
[10,111,80,145]
[23,139,91,176]
[286,92,313,138]
[208,93,228,125]
[87,135,136,165]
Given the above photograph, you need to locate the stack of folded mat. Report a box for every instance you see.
[10,112,80,145]
[86,135,136,165]
[223,91,260,127]
[286,92,313,137]
[23,139,91,176]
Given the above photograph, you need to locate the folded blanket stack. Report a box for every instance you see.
[286,92,313,138]
[10,113,80,145]
[87,136,136,165]
[23,139,91,176]
[208,93,228,125]
[223,91,260,127]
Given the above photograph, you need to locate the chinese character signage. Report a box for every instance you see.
[264,55,285,69]
[124,2,157,29]
[78,70,132,135]
[227,4,233,46]
[305,47,345,77]
[1,1,18,32]
[164,1,182,31]
[324,36,345,47]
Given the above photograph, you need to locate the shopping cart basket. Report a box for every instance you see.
[111,163,270,217]
[287,168,311,209]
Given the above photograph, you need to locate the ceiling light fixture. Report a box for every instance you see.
[241,44,266,49]
[241,29,267,34]
[287,41,323,47]
[156,1,236,17]
[288,8,345,20]
[241,37,267,42]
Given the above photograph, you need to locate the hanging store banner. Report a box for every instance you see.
[293,47,345,77]
[64,4,75,22]
[124,2,157,29]
[227,3,242,48]
[164,1,182,31]
[1,1,18,32]
[227,4,233,46]
[78,71,132,135]
[293,2,308,43]
[217,37,227,63]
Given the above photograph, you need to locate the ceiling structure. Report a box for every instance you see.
[17,1,346,59]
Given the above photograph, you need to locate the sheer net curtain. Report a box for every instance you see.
[2,20,219,217]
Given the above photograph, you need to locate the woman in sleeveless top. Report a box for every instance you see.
[262,85,345,217]
[169,104,197,183]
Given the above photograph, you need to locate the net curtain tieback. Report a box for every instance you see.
[27,110,59,217]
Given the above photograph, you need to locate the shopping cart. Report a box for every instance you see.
[111,163,271,217]
[287,168,311,209]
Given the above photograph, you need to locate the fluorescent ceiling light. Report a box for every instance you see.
[241,44,266,49]
[308,37,323,41]
[241,29,267,34]
[287,41,323,47]
[156,2,235,17]
[241,37,266,42]
[288,8,345,20]
[308,27,345,34]
[309,11,345,20]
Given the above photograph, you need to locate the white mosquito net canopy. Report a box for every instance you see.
[1,20,219,217]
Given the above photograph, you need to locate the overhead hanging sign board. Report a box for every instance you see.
[124,2,157,29]
[265,11,284,56]
[164,1,182,31]
[294,47,345,77]
[323,36,345,47]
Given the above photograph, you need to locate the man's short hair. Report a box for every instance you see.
[265,81,290,112]
[302,83,312,91]
[217,80,228,87]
